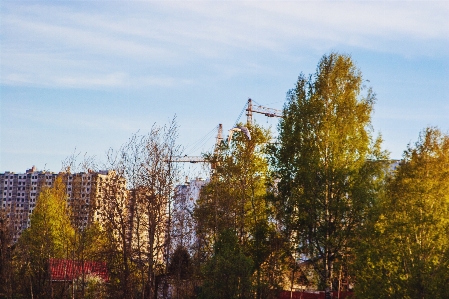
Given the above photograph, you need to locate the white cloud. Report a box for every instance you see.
[1,50,193,88]
[55,72,128,88]
[157,1,449,50]
[3,103,145,134]
[2,14,174,59]
[1,1,448,89]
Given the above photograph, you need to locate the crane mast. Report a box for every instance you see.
[214,124,223,155]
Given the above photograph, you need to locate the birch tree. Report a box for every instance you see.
[355,127,449,299]
[195,123,280,297]
[195,123,271,251]
[16,177,75,298]
[270,52,387,290]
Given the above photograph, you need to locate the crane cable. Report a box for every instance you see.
[233,101,248,127]
[184,125,218,156]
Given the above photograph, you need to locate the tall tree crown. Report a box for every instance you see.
[270,52,386,290]
[281,53,376,173]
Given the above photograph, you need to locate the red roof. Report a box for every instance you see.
[277,291,354,299]
[49,258,109,282]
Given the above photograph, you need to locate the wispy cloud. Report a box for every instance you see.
[2,68,192,88]
[1,1,448,89]
[158,1,449,52]
[4,103,143,133]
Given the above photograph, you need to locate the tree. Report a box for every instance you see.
[354,127,449,299]
[95,169,133,299]
[194,123,280,297]
[200,229,253,299]
[168,246,192,281]
[16,176,75,298]
[168,246,193,299]
[61,153,109,299]
[170,181,199,258]
[0,209,14,298]
[99,119,181,299]
[269,52,387,290]
[195,123,271,246]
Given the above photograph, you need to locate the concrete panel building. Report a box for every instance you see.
[0,167,118,242]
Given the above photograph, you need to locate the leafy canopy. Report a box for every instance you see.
[355,127,449,299]
[270,52,387,289]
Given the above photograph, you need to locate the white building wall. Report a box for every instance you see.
[171,177,208,254]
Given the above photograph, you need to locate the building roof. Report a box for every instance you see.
[49,258,109,282]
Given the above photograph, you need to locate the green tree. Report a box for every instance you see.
[0,209,14,298]
[168,246,193,299]
[355,127,449,299]
[195,123,271,245]
[200,229,253,299]
[16,176,75,298]
[269,52,387,290]
[169,246,192,280]
[195,123,280,297]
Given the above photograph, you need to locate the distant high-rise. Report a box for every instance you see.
[0,166,116,242]
[171,177,208,253]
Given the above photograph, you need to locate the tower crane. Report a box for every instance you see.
[226,98,283,144]
[166,124,223,169]
[168,99,283,164]
[245,98,282,124]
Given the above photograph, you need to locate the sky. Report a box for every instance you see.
[1,0,448,174]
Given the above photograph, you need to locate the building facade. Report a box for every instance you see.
[171,177,208,253]
[1,166,58,242]
[0,166,116,242]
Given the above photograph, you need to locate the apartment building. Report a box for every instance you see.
[60,169,118,229]
[171,177,208,253]
[0,166,117,242]
[0,166,58,242]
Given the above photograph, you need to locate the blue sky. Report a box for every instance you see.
[1,1,448,173]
